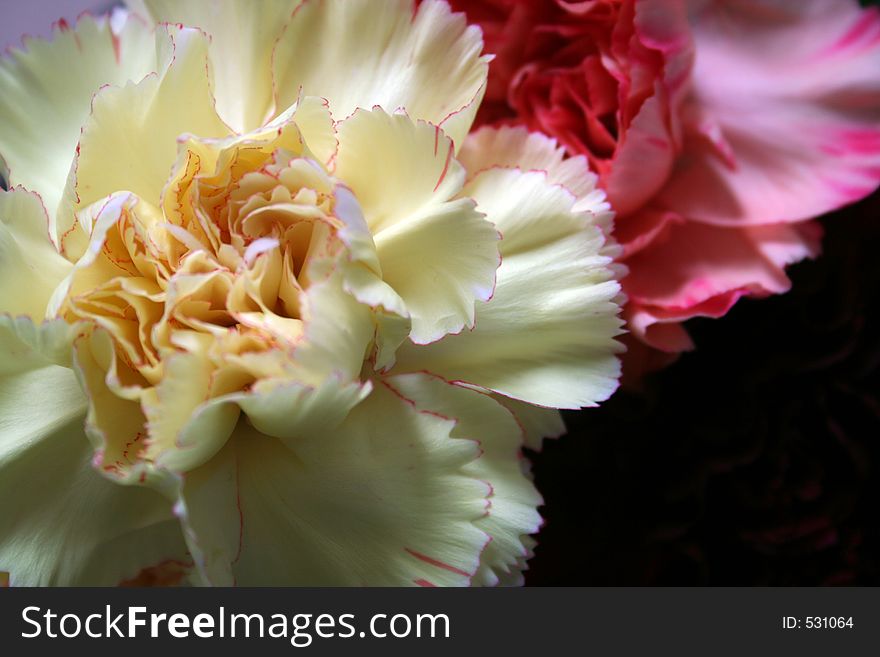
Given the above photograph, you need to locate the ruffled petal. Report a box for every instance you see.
[0,319,187,586]
[272,0,488,148]
[59,24,230,256]
[385,373,543,586]
[624,219,822,350]
[393,168,623,409]
[129,0,297,132]
[335,109,500,344]
[0,188,72,319]
[603,0,693,217]
[659,0,880,225]
[457,125,618,258]
[0,11,155,226]
[604,95,678,217]
[458,125,602,200]
[374,199,500,345]
[175,382,491,586]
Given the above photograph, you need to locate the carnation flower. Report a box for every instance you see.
[0,0,622,585]
[451,0,880,361]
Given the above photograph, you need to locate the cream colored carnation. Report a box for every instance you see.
[0,0,622,586]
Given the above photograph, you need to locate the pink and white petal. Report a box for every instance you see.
[636,0,695,103]
[393,168,624,409]
[177,382,491,586]
[60,24,230,250]
[0,11,156,227]
[0,188,72,320]
[335,109,500,344]
[0,341,187,586]
[624,219,822,350]
[601,0,693,217]
[604,95,679,218]
[624,220,820,313]
[660,0,880,226]
[272,0,488,147]
[625,305,697,353]
[616,207,685,258]
[129,0,297,132]
[386,373,543,586]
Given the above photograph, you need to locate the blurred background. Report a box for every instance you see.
[0,0,107,51]
[2,0,878,587]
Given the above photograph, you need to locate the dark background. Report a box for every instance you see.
[526,187,880,585]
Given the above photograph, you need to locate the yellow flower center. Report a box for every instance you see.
[55,125,371,478]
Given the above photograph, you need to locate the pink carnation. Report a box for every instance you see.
[451,0,880,362]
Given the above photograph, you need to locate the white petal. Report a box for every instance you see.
[272,0,488,148]
[393,168,624,409]
[0,315,77,376]
[0,188,72,320]
[59,24,230,257]
[130,0,298,132]
[176,382,491,586]
[335,109,500,344]
[459,125,620,259]
[494,396,566,452]
[385,373,543,587]
[0,324,187,585]
[0,11,156,228]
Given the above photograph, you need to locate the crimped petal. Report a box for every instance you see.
[385,373,543,586]
[659,0,880,225]
[375,199,500,345]
[0,188,72,320]
[457,125,620,262]
[176,382,491,586]
[335,109,500,344]
[394,168,623,409]
[293,95,338,165]
[459,125,603,202]
[59,24,230,257]
[129,0,298,132]
[334,109,466,232]
[0,321,187,586]
[72,328,169,487]
[272,0,488,147]
[0,11,155,227]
